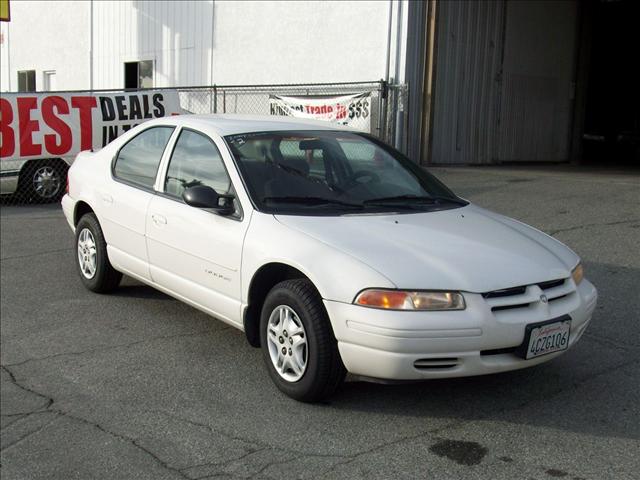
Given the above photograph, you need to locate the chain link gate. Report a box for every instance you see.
[1,81,407,205]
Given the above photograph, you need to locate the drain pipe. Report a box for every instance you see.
[394,0,405,151]
[384,0,393,84]
[89,0,93,91]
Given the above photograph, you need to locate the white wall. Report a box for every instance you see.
[2,0,394,92]
[210,1,389,85]
[94,0,390,88]
[0,1,90,91]
[92,0,215,88]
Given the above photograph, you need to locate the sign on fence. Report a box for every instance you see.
[0,90,182,162]
[269,92,372,132]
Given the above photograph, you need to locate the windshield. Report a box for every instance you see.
[225,130,467,215]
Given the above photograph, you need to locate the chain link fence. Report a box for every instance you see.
[1,80,407,205]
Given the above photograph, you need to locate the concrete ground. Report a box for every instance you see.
[1,166,639,480]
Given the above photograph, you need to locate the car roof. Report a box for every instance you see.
[148,114,356,137]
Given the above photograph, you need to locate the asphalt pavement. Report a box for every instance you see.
[1,165,639,479]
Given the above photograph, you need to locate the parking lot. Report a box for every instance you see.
[1,165,639,480]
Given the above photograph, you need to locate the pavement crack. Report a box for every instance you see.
[245,455,306,480]
[152,409,264,451]
[0,414,26,430]
[310,420,465,478]
[0,415,61,452]
[1,365,54,412]
[1,366,188,478]
[180,447,270,479]
[52,410,191,480]
[2,330,216,368]
[0,411,54,431]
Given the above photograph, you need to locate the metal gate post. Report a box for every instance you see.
[378,79,388,139]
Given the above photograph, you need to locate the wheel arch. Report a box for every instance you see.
[73,200,95,226]
[243,262,320,348]
[19,157,69,175]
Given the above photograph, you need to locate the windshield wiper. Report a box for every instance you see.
[363,194,467,206]
[262,196,364,209]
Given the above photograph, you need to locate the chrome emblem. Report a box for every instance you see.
[540,294,548,304]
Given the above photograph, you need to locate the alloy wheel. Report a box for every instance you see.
[77,228,97,279]
[266,305,308,382]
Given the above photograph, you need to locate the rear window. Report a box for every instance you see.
[113,126,174,188]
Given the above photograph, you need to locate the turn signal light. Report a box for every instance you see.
[572,263,584,285]
[354,289,466,311]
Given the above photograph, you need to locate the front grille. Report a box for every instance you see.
[548,294,567,303]
[539,279,565,290]
[483,279,566,300]
[483,286,527,299]
[491,302,530,312]
[484,278,573,313]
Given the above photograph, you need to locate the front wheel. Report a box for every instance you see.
[260,279,346,402]
[75,213,122,293]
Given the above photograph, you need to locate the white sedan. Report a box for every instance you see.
[62,115,598,401]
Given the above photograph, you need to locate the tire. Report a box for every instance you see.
[260,278,346,402]
[18,160,68,203]
[75,213,122,293]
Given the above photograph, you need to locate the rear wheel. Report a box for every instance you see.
[260,279,346,402]
[75,213,122,293]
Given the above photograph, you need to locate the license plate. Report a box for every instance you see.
[518,316,571,360]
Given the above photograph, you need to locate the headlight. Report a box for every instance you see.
[572,263,584,285]
[354,289,466,311]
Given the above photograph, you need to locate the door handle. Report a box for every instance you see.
[151,214,167,225]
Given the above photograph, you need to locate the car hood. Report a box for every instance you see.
[274,204,579,293]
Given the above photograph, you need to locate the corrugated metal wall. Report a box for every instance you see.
[497,0,577,162]
[93,0,214,89]
[429,0,578,164]
[429,0,505,164]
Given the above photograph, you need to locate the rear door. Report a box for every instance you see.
[145,128,250,326]
[100,126,175,281]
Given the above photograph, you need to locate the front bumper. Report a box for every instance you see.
[324,279,597,380]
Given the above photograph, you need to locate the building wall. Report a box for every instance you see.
[1,0,392,92]
[429,0,505,165]
[0,1,91,92]
[429,0,578,164]
[497,0,577,162]
[92,0,215,88]
[210,1,389,85]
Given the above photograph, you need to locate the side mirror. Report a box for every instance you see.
[183,185,235,216]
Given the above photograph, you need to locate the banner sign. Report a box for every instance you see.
[269,92,372,133]
[0,90,182,161]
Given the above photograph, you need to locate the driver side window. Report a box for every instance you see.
[164,129,232,199]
